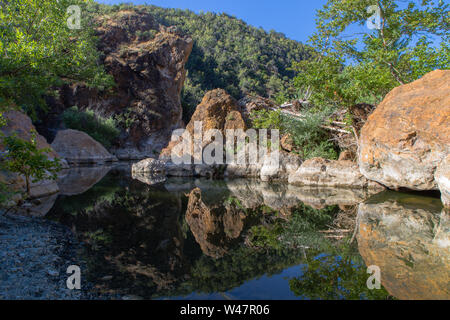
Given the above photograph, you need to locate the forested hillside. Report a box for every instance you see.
[87,3,312,118]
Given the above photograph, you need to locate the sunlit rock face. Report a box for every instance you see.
[359,70,450,191]
[357,192,450,300]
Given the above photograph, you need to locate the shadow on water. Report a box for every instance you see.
[43,165,449,300]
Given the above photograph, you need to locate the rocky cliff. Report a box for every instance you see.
[45,10,193,160]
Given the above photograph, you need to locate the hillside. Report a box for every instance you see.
[87,3,312,119]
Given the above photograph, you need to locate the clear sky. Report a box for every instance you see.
[97,0,329,43]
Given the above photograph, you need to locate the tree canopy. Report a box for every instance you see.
[293,0,449,109]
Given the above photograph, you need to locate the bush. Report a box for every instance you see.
[249,108,338,160]
[62,107,120,149]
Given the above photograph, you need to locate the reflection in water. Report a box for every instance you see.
[357,192,449,300]
[44,167,448,300]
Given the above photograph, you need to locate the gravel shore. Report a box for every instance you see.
[0,213,105,300]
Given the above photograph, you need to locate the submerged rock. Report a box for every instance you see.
[357,192,450,300]
[51,129,118,165]
[359,69,450,191]
[57,166,114,196]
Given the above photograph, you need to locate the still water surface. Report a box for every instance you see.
[41,164,449,300]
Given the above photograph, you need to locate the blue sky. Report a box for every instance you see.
[98,0,329,43]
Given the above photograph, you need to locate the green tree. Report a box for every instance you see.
[293,0,449,109]
[1,131,62,198]
[0,0,113,117]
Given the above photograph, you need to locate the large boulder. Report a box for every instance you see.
[0,110,64,200]
[160,89,246,163]
[51,129,118,165]
[43,10,193,160]
[359,70,450,191]
[289,158,385,189]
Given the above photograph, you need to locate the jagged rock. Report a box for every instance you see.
[289,157,385,189]
[357,192,449,300]
[359,70,450,191]
[51,129,118,164]
[436,155,450,207]
[44,10,193,160]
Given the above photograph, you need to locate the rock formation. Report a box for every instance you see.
[359,70,450,192]
[45,10,193,160]
[289,157,385,189]
[51,129,117,165]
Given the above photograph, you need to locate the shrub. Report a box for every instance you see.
[249,108,338,160]
[62,107,120,149]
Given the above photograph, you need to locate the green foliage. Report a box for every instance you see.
[250,108,339,160]
[293,0,449,109]
[87,3,313,120]
[285,108,339,160]
[289,253,392,300]
[62,106,120,149]
[250,109,285,131]
[0,0,114,117]
[0,131,62,197]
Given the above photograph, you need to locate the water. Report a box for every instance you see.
[40,164,449,300]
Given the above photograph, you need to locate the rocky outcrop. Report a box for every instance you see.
[359,70,450,191]
[435,155,450,207]
[45,10,193,160]
[160,89,246,163]
[0,110,64,200]
[288,158,385,189]
[357,192,449,300]
[51,129,117,165]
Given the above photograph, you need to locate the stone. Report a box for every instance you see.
[160,89,246,163]
[359,70,450,191]
[51,129,118,165]
[435,155,450,207]
[289,157,385,189]
[357,192,449,300]
[238,95,277,126]
[131,158,165,174]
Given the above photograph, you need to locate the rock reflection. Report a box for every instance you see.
[57,165,114,196]
[357,192,450,300]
